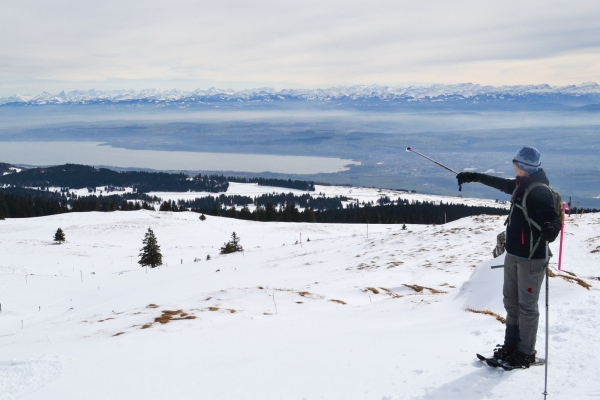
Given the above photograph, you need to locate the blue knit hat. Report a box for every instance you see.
[513,146,541,173]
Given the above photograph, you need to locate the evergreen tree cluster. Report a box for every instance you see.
[220,232,243,254]
[193,198,516,225]
[227,176,315,191]
[253,193,346,210]
[0,192,68,218]
[175,193,346,212]
[0,164,228,193]
[0,162,22,175]
[0,189,158,218]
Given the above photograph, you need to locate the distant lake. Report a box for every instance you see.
[0,141,360,174]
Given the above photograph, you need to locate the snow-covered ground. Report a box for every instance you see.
[1,208,598,399]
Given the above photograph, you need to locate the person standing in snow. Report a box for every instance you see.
[456,146,561,368]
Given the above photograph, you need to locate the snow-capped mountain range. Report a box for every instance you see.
[2,82,600,106]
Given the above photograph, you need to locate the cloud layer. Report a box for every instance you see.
[1,0,599,95]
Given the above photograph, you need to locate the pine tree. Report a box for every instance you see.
[220,232,243,254]
[206,254,211,261]
[138,228,163,268]
[199,214,206,221]
[54,228,66,243]
[402,223,407,230]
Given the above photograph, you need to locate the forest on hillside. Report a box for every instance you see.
[0,163,316,193]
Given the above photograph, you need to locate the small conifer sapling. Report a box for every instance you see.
[220,232,243,254]
[54,228,66,243]
[138,228,163,268]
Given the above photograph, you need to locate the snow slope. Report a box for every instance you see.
[0,210,598,399]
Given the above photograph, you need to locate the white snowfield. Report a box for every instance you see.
[0,210,598,399]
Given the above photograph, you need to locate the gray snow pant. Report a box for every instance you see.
[503,253,548,355]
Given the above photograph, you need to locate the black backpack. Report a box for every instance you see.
[506,182,562,260]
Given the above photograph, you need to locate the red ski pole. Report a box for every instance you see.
[558,202,566,271]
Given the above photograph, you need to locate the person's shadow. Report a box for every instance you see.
[416,362,507,399]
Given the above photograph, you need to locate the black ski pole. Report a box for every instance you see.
[406,147,459,175]
[543,241,549,399]
[406,147,463,190]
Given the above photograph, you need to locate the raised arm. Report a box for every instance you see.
[456,172,516,195]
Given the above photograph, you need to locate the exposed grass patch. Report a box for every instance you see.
[258,286,264,289]
[379,287,402,299]
[141,324,152,329]
[97,317,115,323]
[387,261,404,269]
[548,269,591,290]
[465,307,506,324]
[296,301,303,304]
[112,332,125,337]
[403,284,447,294]
[154,310,197,324]
[147,304,159,308]
[366,287,379,294]
[298,291,310,297]
[208,307,220,311]
[330,299,347,305]
[227,309,237,314]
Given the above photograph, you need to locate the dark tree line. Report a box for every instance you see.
[0,164,228,193]
[0,162,21,175]
[2,183,597,223]
[0,164,319,194]
[0,192,68,218]
[227,176,315,191]
[0,190,155,218]
[190,199,515,225]
[174,192,347,212]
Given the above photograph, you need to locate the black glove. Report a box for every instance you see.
[540,221,560,243]
[456,172,481,186]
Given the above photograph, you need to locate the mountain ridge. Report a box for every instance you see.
[3,82,600,106]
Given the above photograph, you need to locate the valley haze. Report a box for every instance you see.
[1,83,599,206]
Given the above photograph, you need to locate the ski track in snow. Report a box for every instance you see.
[0,206,598,399]
[0,360,62,400]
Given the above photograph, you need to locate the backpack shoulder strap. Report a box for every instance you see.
[518,182,548,231]
[505,185,520,226]
[519,182,551,260]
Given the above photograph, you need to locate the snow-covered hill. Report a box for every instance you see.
[1,209,598,399]
[2,83,600,106]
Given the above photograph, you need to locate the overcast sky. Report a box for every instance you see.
[1,0,599,96]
